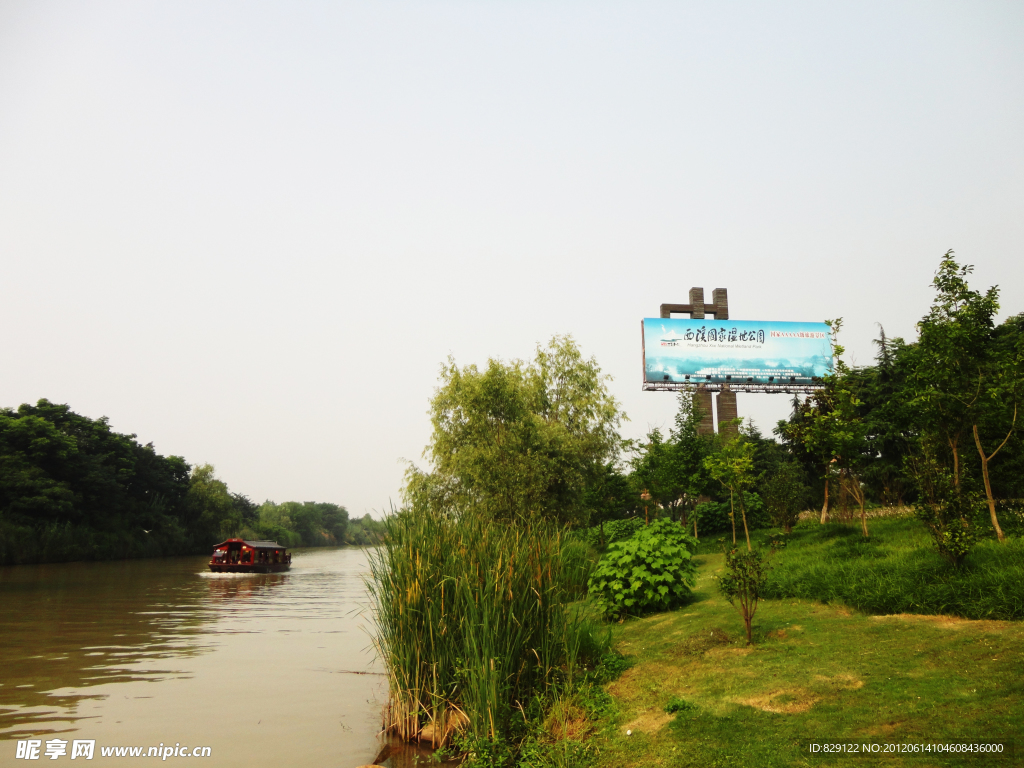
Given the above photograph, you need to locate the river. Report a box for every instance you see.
[0,547,397,766]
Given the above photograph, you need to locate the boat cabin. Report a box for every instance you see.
[210,538,291,573]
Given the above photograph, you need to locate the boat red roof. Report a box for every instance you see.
[212,538,287,550]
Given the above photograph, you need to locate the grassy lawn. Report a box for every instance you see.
[586,551,1024,768]
[760,516,1024,621]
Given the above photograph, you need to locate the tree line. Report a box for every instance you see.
[0,401,382,565]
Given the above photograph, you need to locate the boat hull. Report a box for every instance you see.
[209,563,291,574]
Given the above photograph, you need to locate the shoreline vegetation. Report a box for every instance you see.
[0,400,382,566]
[368,253,1022,766]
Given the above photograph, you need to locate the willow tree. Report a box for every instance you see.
[405,335,626,526]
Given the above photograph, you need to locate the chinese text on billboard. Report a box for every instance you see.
[642,319,832,387]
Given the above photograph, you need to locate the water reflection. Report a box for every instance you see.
[0,549,384,765]
[1,558,214,732]
[373,735,460,768]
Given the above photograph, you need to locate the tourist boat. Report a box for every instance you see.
[209,538,292,573]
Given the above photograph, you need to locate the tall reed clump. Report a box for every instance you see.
[367,509,582,750]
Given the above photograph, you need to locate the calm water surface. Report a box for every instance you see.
[0,548,389,766]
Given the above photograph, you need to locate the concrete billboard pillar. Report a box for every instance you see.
[688,287,705,319]
[693,388,714,436]
[712,288,729,320]
[657,286,737,437]
[717,387,738,439]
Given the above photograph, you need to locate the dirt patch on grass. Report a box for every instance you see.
[859,720,909,737]
[622,711,673,734]
[734,687,818,714]
[870,613,998,630]
[767,629,788,639]
[608,662,678,699]
[814,673,864,690]
[706,646,753,660]
[671,627,733,657]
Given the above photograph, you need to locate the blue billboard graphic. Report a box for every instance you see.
[642,319,833,386]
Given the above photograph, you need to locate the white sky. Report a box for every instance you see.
[2,1,1022,517]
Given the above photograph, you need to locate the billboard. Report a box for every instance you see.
[642,319,832,392]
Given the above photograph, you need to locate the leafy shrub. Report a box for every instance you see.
[587,519,698,619]
[911,457,983,566]
[717,544,772,645]
[694,492,767,536]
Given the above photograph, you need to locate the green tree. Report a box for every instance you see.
[0,411,78,522]
[717,544,771,645]
[760,459,807,533]
[703,422,757,550]
[0,400,195,558]
[913,252,1022,542]
[583,461,634,547]
[186,464,238,542]
[409,335,625,526]
[858,328,918,506]
[668,392,715,535]
[630,428,678,523]
[778,320,872,536]
[630,393,713,535]
[910,449,980,566]
[777,395,837,523]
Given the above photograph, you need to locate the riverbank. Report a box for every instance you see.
[580,552,1024,767]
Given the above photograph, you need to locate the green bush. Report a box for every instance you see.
[587,519,698,619]
[717,545,772,645]
[910,457,984,566]
[694,492,767,537]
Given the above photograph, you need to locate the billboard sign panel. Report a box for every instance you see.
[642,319,832,391]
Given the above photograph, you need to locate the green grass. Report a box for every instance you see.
[582,552,1024,768]
[760,516,1024,620]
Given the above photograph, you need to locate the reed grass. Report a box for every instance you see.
[367,509,593,750]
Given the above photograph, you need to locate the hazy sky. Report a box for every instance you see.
[2,1,1022,517]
